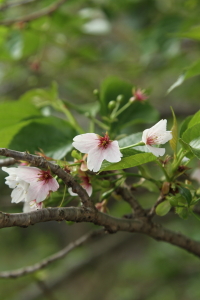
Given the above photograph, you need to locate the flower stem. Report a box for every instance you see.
[57,100,84,134]
[87,115,110,131]
[156,160,170,181]
[114,101,132,118]
[120,141,145,150]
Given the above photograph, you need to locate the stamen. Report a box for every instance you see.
[37,170,52,183]
[98,133,111,149]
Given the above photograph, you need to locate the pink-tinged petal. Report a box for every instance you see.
[82,184,92,197]
[87,147,106,172]
[72,133,98,153]
[46,178,59,192]
[26,181,50,202]
[147,145,165,157]
[103,141,123,163]
[142,129,149,143]
[15,166,42,183]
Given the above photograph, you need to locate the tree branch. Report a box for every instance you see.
[0,148,94,208]
[1,207,200,258]
[0,158,17,167]
[117,185,146,216]
[0,229,105,279]
[0,0,37,11]
[0,0,68,25]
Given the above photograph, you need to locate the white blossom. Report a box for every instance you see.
[142,119,172,157]
[72,133,122,172]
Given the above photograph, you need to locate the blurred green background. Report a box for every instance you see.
[0,0,200,299]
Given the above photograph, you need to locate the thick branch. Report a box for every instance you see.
[0,229,105,279]
[0,0,68,25]
[1,207,200,258]
[0,148,94,208]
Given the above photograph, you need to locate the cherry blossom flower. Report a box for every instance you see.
[23,200,43,213]
[68,172,92,197]
[2,166,59,203]
[72,133,122,172]
[2,167,29,203]
[142,119,172,157]
[130,88,148,102]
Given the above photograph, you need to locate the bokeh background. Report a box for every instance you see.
[0,0,200,299]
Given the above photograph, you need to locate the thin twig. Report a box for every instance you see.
[117,185,146,217]
[0,0,68,25]
[148,194,165,217]
[0,158,17,167]
[0,0,37,11]
[0,229,105,279]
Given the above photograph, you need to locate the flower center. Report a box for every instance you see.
[146,136,156,146]
[37,170,52,183]
[98,133,111,149]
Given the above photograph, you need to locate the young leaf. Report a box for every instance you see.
[155,201,171,216]
[187,110,200,128]
[181,123,200,159]
[9,117,76,159]
[179,116,192,138]
[169,107,178,154]
[179,186,192,206]
[100,152,157,172]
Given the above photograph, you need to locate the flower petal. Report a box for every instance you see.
[87,147,106,172]
[142,129,149,143]
[147,119,167,135]
[147,145,165,157]
[103,141,122,163]
[68,187,78,196]
[73,133,98,153]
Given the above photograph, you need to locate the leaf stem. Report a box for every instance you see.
[120,141,145,150]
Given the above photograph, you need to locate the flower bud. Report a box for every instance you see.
[161,182,170,195]
[116,95,124,103]
[71,150,82,160]
[108,100,116,110]
[93,89,99,96]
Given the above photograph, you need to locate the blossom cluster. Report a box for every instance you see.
[2,166,59,212]
[2,119,172,212]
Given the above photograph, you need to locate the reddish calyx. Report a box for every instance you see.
[37,170,52,183]
[98,133,111,149]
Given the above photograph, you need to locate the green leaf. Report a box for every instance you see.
[155,201,171,216]
[179,115,192,138]
[182,123,200,159]
[175,25,200,41]
[6,30,23,60]
[175,207,189,220]
[187,110,200,128]
[179,186,192,206]
[100,152,157,172]
[0,98,41,129]
[167,60,200,94]
[99,77,159,131]
[9,117,76,159]
[169,107,178,154]
[0,120,32,148]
